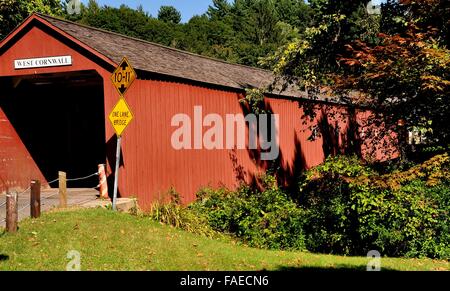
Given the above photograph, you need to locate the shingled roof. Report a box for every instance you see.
[33,14,307,98]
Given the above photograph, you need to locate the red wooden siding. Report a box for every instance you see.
[112,79,381,208]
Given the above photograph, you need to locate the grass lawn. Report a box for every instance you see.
[0,208,448,271]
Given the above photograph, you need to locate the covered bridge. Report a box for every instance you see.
[0,14,385,208]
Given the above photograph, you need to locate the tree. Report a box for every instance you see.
[338,0,449,156]
[0,0,63,39]
[79,3,183,47]
[180,15,237,62]
[207,0,231,20]
[266,0,449,162]
[380,0,449,47]
[157,5,181,24]
[224,0,292,66]
[274,0,312,32]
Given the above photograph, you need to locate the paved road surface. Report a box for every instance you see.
[0,188,99,228]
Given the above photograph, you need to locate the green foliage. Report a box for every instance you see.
[262,0,378,91]
[240,88,268,115]
[299,154,450,259]
[275,0,313,31]
[149,154,449,260]
[0,0,62,39]
[263,13,348,90]
[194,0,309,66]
[298,156,372,254]
[302,155,374,181]
[145,154,449,260]
[179,15,237,61]
[157,5,181,24]
[77,3,183,47]
[191,175,306,250]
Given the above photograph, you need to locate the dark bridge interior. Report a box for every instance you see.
[0,70,106,188]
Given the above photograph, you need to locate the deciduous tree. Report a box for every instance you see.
[0,0,62,39]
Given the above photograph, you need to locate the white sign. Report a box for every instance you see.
[14,56,72,70]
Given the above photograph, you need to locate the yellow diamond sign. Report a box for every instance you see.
[111,57,137,96]
[109,98,134,137]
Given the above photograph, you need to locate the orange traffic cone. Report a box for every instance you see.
[98,164,109,199]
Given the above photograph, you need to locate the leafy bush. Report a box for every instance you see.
[298,156,372,254]
[148,154,449,260]
[299,153,450,259]
[148,188,218,238]
[413,181,450,259]
[191,175,306,250]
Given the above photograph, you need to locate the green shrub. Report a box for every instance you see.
[148,155,449,260]
[298,156,370,254]
[299,154,450,259]
[148,188,218,238]
[191,175,306,250]
[412,181,450,259]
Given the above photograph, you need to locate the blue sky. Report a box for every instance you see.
[81,0,214,23]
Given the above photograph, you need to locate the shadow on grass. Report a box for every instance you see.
[277,265,397,272]
[0,254,9,262]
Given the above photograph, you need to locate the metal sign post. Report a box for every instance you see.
[112,136,121,211]
[109,57,136,211]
